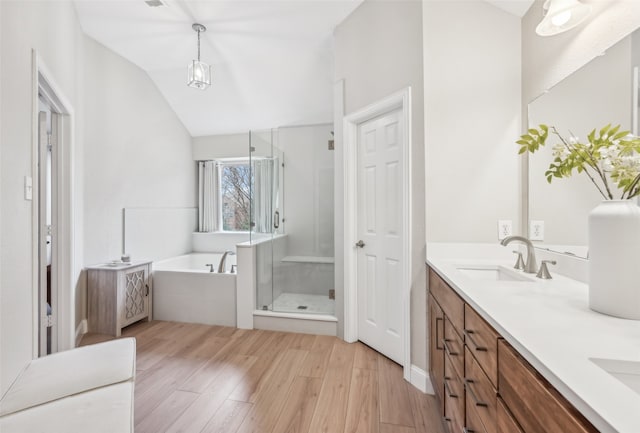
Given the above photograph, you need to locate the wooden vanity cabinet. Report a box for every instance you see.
[429,269,466,430]
[428,266,597,433]
[498,340,598,433]
[496,397,523,433]
[428,294,445,406]
[444,352,465,433]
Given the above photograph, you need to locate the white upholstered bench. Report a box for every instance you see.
[0,338,136,433]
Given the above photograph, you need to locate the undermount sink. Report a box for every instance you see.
[590,358,640,397]
[455,264,534,282]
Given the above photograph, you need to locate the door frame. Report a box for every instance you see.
[31,50,76,355]
[343,87,412,381]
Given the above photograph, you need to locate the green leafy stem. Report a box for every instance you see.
[517,124,640,200]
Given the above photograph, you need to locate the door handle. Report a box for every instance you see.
[274,211,280,229]
[355,240,365,248]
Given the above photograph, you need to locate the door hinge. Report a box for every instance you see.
[44,315,54,328]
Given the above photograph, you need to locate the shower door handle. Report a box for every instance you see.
[274,211,280,229]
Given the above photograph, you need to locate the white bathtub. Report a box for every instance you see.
[153,253,237,326]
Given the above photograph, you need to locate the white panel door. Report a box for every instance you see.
[356,109,403,364]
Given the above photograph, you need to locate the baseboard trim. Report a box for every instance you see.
[410,365,434,394]
[75,319,87,347]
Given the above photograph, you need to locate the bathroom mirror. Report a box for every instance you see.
[527,30,640,258]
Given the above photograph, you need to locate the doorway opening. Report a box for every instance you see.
[37,98,56,355]
[32,52,76,356]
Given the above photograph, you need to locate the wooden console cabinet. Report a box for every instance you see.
[428,266,597,433]
[87,261,152,336]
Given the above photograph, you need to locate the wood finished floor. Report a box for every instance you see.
[80,320,445,433]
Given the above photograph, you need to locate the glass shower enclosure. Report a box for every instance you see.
[250,125,335,316]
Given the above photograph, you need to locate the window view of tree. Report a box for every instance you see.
[221,164,252,231]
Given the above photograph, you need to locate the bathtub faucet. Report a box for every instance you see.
[217,250,236,273]
[205,263,214,273]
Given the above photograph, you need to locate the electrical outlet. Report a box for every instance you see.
[497,220,512,240]
[530,220,545,241]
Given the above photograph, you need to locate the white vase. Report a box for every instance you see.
[588,200,640,320]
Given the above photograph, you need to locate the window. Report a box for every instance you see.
[220,163,252,231]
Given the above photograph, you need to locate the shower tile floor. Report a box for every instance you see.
[271,292,335,315]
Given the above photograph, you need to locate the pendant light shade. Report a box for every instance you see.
[536,0,592,37]
[187,23,211,90]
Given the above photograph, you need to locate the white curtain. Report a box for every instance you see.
[198,161,219,232]
[253,158,278,233]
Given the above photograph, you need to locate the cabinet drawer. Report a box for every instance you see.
[465,347,496,433]
[498,340,597,433]
[444,316,464,378]
[429,294,445,408]
[429,268,464,333]
[444,353,464,433]
[466,399,489,433]
[496,397,523,433]
[464,304,499,387]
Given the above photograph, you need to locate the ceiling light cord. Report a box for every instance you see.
[197,27,201,62]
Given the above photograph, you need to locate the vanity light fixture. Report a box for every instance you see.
[536,0,592,37]
[187,23,211,90]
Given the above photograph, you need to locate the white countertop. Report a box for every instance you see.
[427,242,640,433]
[85,260,152,271]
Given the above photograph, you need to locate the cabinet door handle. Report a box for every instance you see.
[464,379,488,407]
[442,338,459,356]
[145,284,149,296]
[443,377,458,398]
[464,329,487,352]
[463,429,475,433]
[435,317,443,350]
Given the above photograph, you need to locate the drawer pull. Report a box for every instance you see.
[436,317,443,350]
[444,376,458,398]
[464,329,487,352]
[463,429,475,433]
[442,338,459,356]
[464,379,488,407]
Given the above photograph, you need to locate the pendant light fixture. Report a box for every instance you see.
[187,23,211,90]
[536,0,592,37]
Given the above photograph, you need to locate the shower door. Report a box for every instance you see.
[251,129,283,312]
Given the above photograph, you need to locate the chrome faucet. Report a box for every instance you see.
[500,236,537,273]
[217,250,236,273]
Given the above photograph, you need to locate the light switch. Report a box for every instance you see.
[24,176,33,201]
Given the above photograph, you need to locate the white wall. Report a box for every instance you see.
[334,0,426,369]
[192,132,250,160]
[280,124,334,258]
[0,0,85,395]
[192,130,275,161]
[82,36,196,323]
[423,1,522,243]
[0,0,4,393]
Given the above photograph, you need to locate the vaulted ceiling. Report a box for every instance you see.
[74,0,533,137]
[74,0,364,136]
